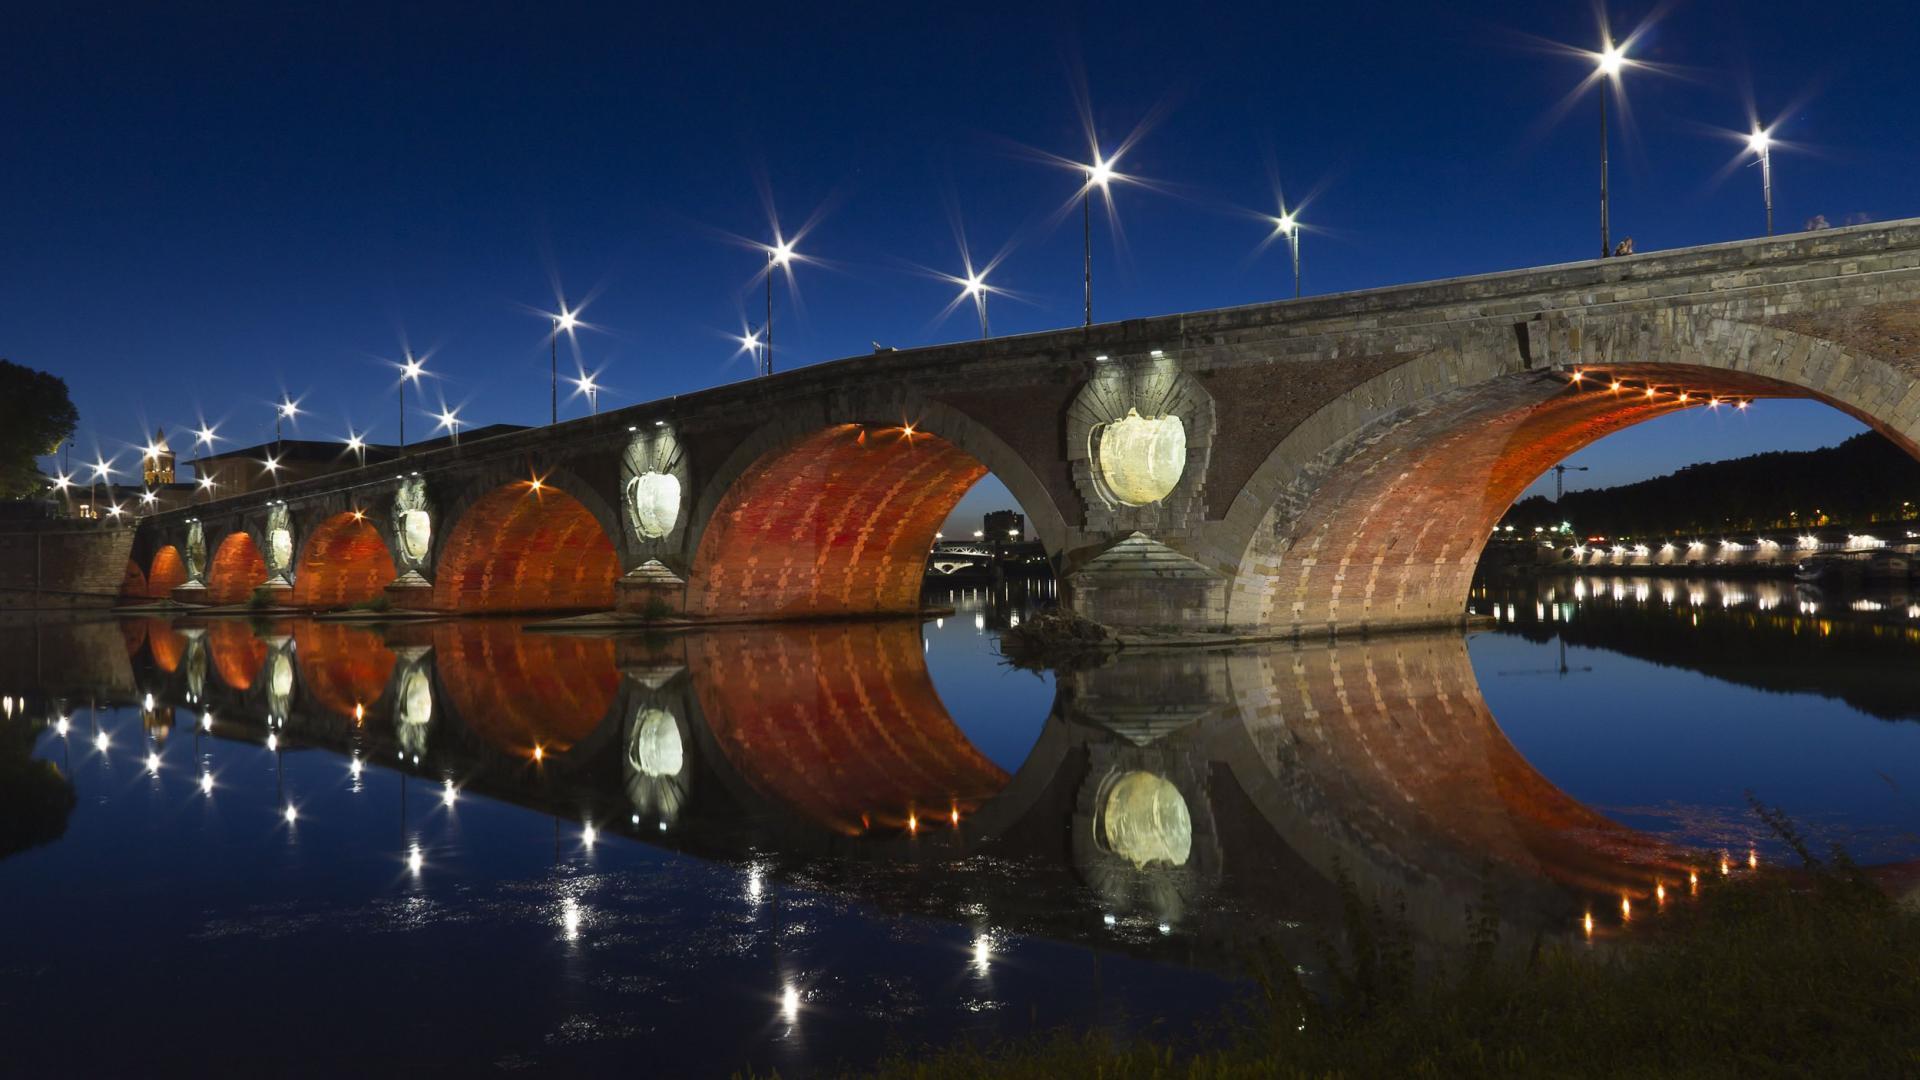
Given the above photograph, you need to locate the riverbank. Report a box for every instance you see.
[847,833,1920,1078]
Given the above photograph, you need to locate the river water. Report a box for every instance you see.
[2,575,1916,1074]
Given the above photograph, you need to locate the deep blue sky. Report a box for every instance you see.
[6,1,1914,524]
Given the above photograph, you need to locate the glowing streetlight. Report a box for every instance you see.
[194,424,217,449]
[550,306,580,424]
[1747,127,1775,237]
[345,430,366,467]
[274,398,300,445]
[1594,39,1630,258]
[739,328,763,373]
[87,457,113,519]
[960,270,992,339]
[1082,152,1119,327]
[434,406,463,447]
[764,238,798,378]
[1274,210,1302,299]
[572,372,600,415]
[398,352,426,451]
[197,475,215,503]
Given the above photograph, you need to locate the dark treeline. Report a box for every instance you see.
[1502,433,1920,537]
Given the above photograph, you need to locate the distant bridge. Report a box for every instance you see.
[91,219,1920,635]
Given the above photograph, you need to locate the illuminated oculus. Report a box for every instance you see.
[1095,409,1187,506]
[625,470,681,540]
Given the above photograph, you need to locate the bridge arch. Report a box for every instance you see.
[291,511,398,609]
[1221,314,1920,634]
[205,531,269,605]
[147,545,188,598]
[434,471,620,612]
[120,561,147,600]
[685,397,1069,620]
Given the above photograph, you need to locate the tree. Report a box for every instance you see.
[0,359,79,499]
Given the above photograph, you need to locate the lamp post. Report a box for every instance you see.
[962,272,990,339]
[1083,156,1115,327]
[88,459,111,521]
[399,353,425,451]
[550,308,578,424]
[1748,128,1774,237]
[436,406,463,448]
[51,472,72,514]
[574,373,600,415]
[198,476,215,504]
[766,241,795,377]
[1596,41,1627,258]
[1275,211,1301,298]
[346,432,367,468]
[275,399,299,449]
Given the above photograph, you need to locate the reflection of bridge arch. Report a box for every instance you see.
[291,512,397,609]
[434,479,618,612]
[206,620,268,691]
[205,532,268,605]
[1224,319,1920,634]
[430,622,620,758]
[292,621,396,719]
[685,398,1067,621]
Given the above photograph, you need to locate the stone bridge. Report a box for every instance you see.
[119,219,1920,634]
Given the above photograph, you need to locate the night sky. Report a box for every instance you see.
[7,1,1916,525]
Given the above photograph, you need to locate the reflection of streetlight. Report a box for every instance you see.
[1594,39,1630,258]
[1747,128,1775,236]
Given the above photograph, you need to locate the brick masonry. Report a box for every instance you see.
[62,218,1919,632]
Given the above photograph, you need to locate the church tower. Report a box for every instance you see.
[143,427,176,486]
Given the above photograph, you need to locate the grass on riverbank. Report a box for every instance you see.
[856,809,1920,1079]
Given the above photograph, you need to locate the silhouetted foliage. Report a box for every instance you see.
[1501,433,1920,537]
[0,359,80,499]
[0,714,77,859]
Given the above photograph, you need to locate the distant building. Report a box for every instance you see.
[142,428,175,485]
[985,509,1024,544]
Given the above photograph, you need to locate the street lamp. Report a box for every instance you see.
[1274,210,1302,298]
[275,398,300,446]
[1082,153,1118,327]
[398,352,426,451]
[1595,40,1629,258]
[765,239,796,377]
[1747,127,1775,237]
[198,476,215,503]
[572,372,600,415]
[739,329,763,374]
[51,472,72,513]
[435,406,463,447]
[88,458,112,520]
[550,307,579,424]
[960,271,991,339]
[345,431,367,467]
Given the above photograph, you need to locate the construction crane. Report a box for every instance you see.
[1551,463,1589,501]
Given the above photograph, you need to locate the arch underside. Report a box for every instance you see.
[1232,363,1904,632]
[206,533,268,605]
[688,425,988,620]
[435,485,618,613]
[147,545,188,598]
[292,514,397,609]
[120,561,146,599]
[687,622,1010,834]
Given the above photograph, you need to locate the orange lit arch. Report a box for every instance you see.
[147,545,188,598]
[291,512,397,609]
[434,482,618,612]
[205,532,268,605]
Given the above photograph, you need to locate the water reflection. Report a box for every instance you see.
[1,589,1915,1070]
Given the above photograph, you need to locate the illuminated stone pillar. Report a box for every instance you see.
[384,476,436,611]
[614,424,689,616]
[258,504,295,603]
[169,520,210,604]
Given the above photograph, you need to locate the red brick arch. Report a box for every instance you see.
[291,512,396,609]
[147,545,188,598]
[686,424,989,620]
[1229,362,1890,633]
[206,532,268,605]
[434,483,617,612]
